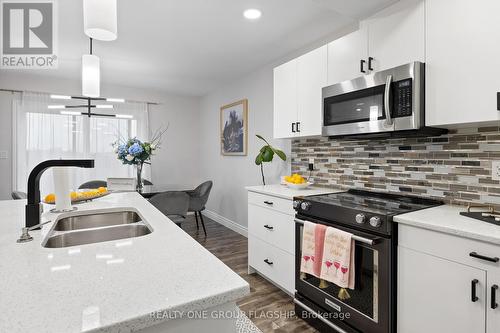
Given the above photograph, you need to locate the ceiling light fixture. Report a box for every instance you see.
[50,95,72,100]
[83,0,117,41]
[60,111,82,116]
[106,98,125,103]
[116,114,133,119]
[243,9,262,20]
[95,105,113,109]
[48,105,66,109]
[82,38,100,98]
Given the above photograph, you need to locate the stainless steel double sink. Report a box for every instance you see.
[43,209,153,248]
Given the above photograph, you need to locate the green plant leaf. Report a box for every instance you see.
[274,149,287,161]
[256,134,270,145]
[261,146,274,162]
[255,154,263,165]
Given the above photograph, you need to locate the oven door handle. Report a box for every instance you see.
[295,218,380,246]
[384,74,393,127]
[294,298,349,333]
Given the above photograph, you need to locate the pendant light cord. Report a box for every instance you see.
[89,38,93,55]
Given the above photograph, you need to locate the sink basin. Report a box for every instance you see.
[54,210,142,231]
[44,224,152,248]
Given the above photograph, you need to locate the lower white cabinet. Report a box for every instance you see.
[398,224,500,333]
[247,191,296,294]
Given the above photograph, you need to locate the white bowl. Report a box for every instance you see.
[285,182,313,190]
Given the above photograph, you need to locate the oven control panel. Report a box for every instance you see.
[393,78,413,118]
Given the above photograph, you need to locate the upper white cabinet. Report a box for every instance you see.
[367,0,425,72]
[327,28,368,86]
[273,46,327,139]
[327,0,424,86]
[426,0,500,126]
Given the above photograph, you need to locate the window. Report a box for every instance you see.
[13,92,149,193]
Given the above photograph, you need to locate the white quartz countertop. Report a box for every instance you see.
[394,204,500,245]
[0,192,249,333]
[245,184,340,200]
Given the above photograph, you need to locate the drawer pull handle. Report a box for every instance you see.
[263,201,274,205]
[469,252,499,263]
[492,285,499,309]
[264,259,273,265]
[472,279,479,302]
[264,225,274,230]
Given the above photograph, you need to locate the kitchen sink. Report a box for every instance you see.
[42,209,153,248]
[44,224,152,248]
[54,210,142,231]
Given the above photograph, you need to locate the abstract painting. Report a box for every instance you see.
[220,99,248,156]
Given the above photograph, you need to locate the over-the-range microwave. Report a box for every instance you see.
[322,61,446,138]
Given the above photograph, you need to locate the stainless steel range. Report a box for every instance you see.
[293,189,442,333]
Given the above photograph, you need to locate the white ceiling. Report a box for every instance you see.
[2,0,397,96]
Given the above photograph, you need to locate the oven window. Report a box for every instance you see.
[324,85,386,126]
[301,243,379,322]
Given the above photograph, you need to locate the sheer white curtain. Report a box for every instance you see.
[13,92,150,193]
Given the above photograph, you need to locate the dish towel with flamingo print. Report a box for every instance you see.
[320,227,355,300]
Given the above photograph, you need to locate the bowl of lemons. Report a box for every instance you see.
[43,187,109,204]
[284,174,312,189]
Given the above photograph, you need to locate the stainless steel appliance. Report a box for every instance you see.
[322,62,444,138]
[293,190,442,333]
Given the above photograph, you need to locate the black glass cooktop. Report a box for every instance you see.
[306,189,442,216]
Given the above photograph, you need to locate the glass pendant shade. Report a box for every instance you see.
[83,0,117,41]
[82,54,100,98]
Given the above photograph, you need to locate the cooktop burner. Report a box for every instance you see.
[306,189,441,216]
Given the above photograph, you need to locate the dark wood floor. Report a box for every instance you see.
[182,214,318,333]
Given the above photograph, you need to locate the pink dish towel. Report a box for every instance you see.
[313,224,327,277]
[320,227,355,289]
[300,221,316,276]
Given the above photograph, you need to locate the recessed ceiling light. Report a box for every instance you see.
[243,9,262,20]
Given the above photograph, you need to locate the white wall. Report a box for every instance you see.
[0,73,200,200]
[198,65,291,230]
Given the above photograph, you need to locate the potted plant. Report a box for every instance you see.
[254,134,286,185]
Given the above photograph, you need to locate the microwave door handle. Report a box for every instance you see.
[384,74,393,126]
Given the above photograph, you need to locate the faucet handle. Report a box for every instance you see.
[17,220,52,243]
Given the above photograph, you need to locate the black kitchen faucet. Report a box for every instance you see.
[25,159,95,228]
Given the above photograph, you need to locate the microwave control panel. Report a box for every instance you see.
[394,78,412,118]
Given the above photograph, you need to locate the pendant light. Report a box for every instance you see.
[83,0,117,41]
[82,38,100,97]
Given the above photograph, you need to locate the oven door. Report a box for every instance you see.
[295,216,394,333]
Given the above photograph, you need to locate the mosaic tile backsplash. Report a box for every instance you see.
[291,127,500,206]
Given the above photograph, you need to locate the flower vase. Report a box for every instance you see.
[136,162,144,191]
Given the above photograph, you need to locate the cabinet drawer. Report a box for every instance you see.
[399,224,500,273]
[249,236,295,294]
[248,204,295,254]
[248,191,294,216]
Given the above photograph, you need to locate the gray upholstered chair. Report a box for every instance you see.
[149,191,190,227]
[11,191,27,200]
[186,181,213,236]
[78,180,107,189]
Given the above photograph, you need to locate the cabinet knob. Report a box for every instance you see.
[360,59,366,73]
[292,123,296,133]
[471,279,479,302]
[264,258,273,265]
[264,224,274,230]
[492,285,498,309]
[368,57,374,71]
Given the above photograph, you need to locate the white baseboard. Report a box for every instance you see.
[202,210,248,237]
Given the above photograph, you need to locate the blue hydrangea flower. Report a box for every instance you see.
[117,144,127,157]
[128,142,144,156]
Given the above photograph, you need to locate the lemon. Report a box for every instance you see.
[44,193,56,203]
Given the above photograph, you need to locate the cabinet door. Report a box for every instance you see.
[367,0,424,72]
[327,28,368,85]
[426,0,500,126]
[398,246,487,333]
[273,60,298,139]
[296,45,327,137]
[488,271,500,333]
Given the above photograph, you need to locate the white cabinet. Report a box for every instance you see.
[426,0,500,126]
[247,190,296,294]
[327,28,368,85]
[273,46,327,139]
[398,246,487,333]
[367,0,425,72]
[398,224,500,333]
[327,0,424,86]
[273,59,298,138]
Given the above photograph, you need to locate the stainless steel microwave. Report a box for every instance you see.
[322,62,437,138]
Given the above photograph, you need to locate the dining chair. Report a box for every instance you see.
[185,181,213,236]
[149,191,190,227]
[11,191,27,200]
[78,180,107,189]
